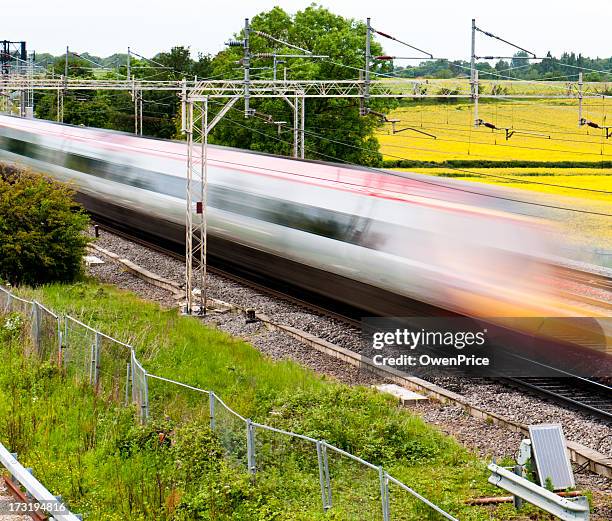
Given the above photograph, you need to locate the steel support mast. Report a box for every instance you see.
[184,95,208,315]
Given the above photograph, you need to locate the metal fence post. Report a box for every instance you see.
[94,332,101,387]
[316,441,332,512]
[379,466,390,521]
[513,465,524,509]
[57,317,63,367]
[209,391,216,430]
[379,467,391,521]
[322,441,332,509]
[89,342,95,385]
[63,316,68,351]
[31,302,41,353]
[130,351,136,403]
[124,362,131,406]
[142,371,149,423]
[246,419,256,474]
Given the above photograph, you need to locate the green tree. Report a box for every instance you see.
[0,165,90,286]
[208,5,395,165]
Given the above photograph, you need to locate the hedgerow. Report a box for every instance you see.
[0,164,90,285]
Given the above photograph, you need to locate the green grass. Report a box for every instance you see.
[0,281,551,520]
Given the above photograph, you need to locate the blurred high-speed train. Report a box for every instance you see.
[0,115,601,322]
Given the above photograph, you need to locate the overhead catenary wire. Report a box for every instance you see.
[370,26,433,59]
[474,24,536,58]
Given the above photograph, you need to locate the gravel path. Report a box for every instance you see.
[86,227,612,507]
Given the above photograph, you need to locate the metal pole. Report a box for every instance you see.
[209,391,216,430]
[134,86,138,134]
[185,100,194,313]
[127,47,131,82]
[316,441,327,512]
[273,55,277,81]
[201,96,208,314]
[578,72,583,126]
[513,465,524,509]
[243,18,251,117]
[89,342,95,385]
[322,442,332,508]
[62,46,68,123]
[246,419,256,474]
[180,78,187,133]
[379,467,390,521]
[364,17,371,111]
[130,351,136,403]
[56,318,63,367]
[139,90,143,135]
[474,69,479,127]
[300,93,305,159]
[94,332,101,387]
[142,372,149,423]
[293,93,298,158]
[124,362,131,406]
[64,46,69,84]
[470,18,476,100]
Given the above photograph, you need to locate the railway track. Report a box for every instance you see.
[91,219,612,421]
[93,221,362,328]
[507,376,612,423]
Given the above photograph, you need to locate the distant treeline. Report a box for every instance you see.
[394,52,612,82]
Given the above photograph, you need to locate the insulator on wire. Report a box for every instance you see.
[375,56,394,60]
[476,119,499,130]
[226,40,245,47]
[375,30,393,39]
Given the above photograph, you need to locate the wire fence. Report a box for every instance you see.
[0,284,459,521]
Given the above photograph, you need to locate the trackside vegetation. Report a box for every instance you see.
[0,281,553,520]
[0,165,90,286]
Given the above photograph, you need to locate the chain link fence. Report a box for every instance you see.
[0,285,459,521]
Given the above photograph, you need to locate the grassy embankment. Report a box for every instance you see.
[0,281,556,520]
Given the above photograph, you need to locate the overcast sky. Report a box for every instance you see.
[6,1,612,62]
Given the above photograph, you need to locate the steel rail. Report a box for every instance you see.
[506,376,612,422]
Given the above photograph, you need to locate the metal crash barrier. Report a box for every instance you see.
[488,463,589,521]
[0,441,81,521]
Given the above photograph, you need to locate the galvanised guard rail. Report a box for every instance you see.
[0,441,80,521]
[0,285,459,520]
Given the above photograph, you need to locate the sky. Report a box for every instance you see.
[5,0,612,62]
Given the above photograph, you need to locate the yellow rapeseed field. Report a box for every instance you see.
[393,167,612,251]
[404,168,612,202]
[377,99,612,162]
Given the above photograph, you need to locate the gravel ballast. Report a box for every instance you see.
[88,228,612,457]
[85,227,612,504]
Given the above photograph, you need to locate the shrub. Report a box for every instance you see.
[0,164,90,286]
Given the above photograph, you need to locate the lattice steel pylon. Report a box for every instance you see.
[183,95,209,314]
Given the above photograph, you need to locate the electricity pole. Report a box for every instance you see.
[363,17,372,115]
[243,18,251,117]
[470,19,478,126]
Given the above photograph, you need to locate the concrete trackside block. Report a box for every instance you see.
[83,255,104,266]
[375,384,428,405]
